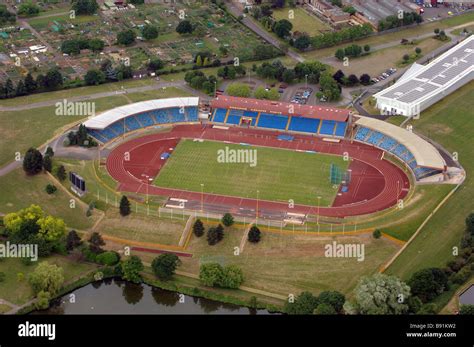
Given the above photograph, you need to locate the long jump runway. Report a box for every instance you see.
[106,124,410,218]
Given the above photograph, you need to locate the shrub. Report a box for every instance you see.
[96,251,120,266]
[314,303,337,315]
[193,219,205,237]
[151,253,181,280]
[248,225,261,243]
[207,224,224,245]
[45,184,57,195]
[222,213,234,227]
[373,229,382,239]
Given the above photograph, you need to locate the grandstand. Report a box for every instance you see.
[353,117,446,180]
[83,98,199,143]
[374,35,474,117]
[210,96,351,137]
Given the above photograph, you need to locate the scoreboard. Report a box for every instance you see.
[69,172,86,192]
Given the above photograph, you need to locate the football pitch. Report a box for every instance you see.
[153,140,350,206]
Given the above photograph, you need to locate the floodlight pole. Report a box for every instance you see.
[317,196,321,229]
[200,183,204,212]
[256,190,260,225]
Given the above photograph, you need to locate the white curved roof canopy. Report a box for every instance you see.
[356,117,445,169]
[83,97,199,130]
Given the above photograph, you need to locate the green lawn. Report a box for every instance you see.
[0,95,132,167]
[386,82,474,280]
[0,168,98,230]
[0,255,97,306]
[154,140,348,206]
[272,7,330,36]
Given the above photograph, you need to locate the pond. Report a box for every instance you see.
[459,284,474,305]
[35,279,273,315]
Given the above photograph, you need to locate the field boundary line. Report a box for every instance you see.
[380,183,462,273]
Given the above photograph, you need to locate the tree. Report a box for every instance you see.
[66,230,82,251]
[193,219,205,237]
[318,290,345,313]
[199,263,223,287]
[45,146,54,157]
[415,47,422,55]
[15,80,27,97]
[364,44,371,52]
[28,261,64,295]
[151,253,181,280]
[96,251,120,266]
[0,5,16,26]
[403,54,410,62]
[347,74,359,86]
[23,148,43,175]
[293,34,311,50]
[207,224,224,245]
[37,215,66,242]
[88,232,105,254]
[117,30,136,46]
[314,303,337,315]
[84,69,106,85]
[24,73,37,93]
[273,19,293,38]
[360,73,371,86]
[119,195,131,216]
[56,165,67,181]
[88,39,105,52]
[220,265,244,289]
[350,274,410,314]
[43,155,52,172]
[18,3,40,17]
[35,290,51,310]
[148,58,164,72]
[176,20,193,34]
[373,229,382,239]
[142,24,159,40]
[222,213,234,227]
[248,225,261,243]
[320,72,341,101]
[335,48,345,60]
[434,28,440,35]
[465,213,474,235]
[226,83,251,98]
[121,256,144,283]
[72,0,99,15]
[408,268,448,303]
[284,291,319,314]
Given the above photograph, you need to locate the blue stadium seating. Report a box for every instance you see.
[391,144,408,158]
[136,112,155,127]
[413,166,438,179]
[169,107,186,123]
[153,110,172,124]
[186,107,198,121]
[109,121,125,135]
[379,136,397,151]
[334,122,347,137]
[408,159,417,170]
[355,127,370,141]
[257,113,289,130]
[125,116,141,131]
[319,120,336,135]
[366,131,384,145]
[89,130,109,143]
[213,108,227,123]
[288,116,320,133]
[226,109,244,125]
[242,110,259,126]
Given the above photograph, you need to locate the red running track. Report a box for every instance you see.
[106,124,410,218]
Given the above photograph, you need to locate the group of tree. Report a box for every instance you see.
[217,65,246,80]
[61,38,105,55]
[199,263,244,289]
[434,28,448,41]
[254,86,280,100]
[333,69,371,87]
[65,124,97,147]
[226,82,252,98]
[4,205,68,258]
[0,69,63,99]
[184,70,217,95]
[255,60,327,86]
[284,290,346,315]
[378,12,423,32]
[85,59,133,86]
[141,24,159,40]
[151,253,181,280]
[71,0,99,16]
[273,19,293,38]
[18,2,40,17]
[310,23,373,50]
[0,5,16,25]
[147,58,165,72]
[319,71,341,101]
[335,44,370,60]
[194,51,215,67]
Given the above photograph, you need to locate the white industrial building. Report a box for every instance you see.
[374,35,474,117]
